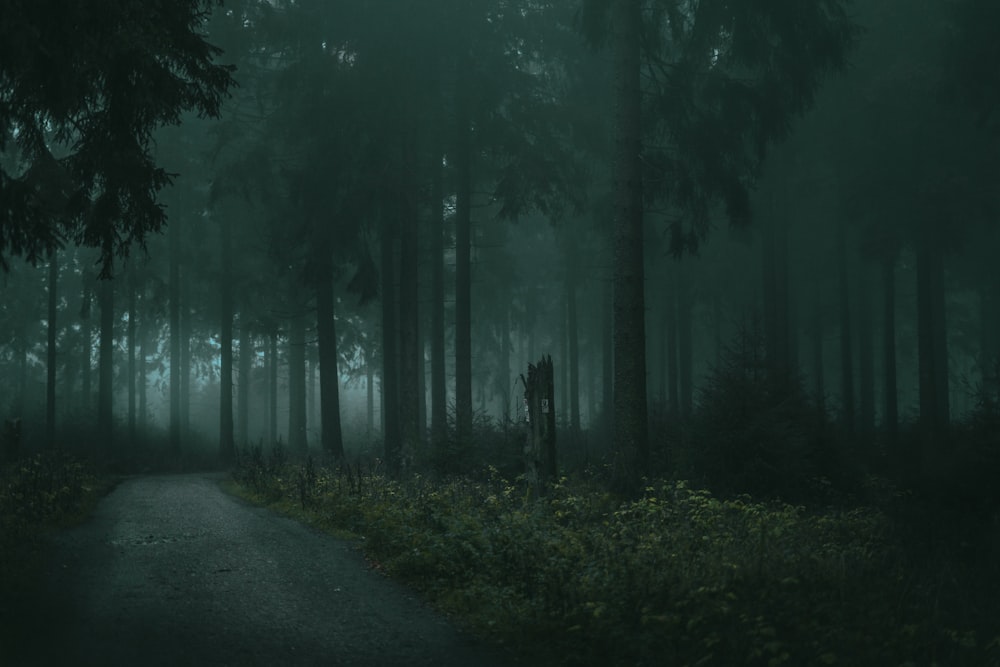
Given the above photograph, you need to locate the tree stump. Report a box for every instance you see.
[521,356,556,497]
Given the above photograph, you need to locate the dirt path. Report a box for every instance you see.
[2,474,515,667]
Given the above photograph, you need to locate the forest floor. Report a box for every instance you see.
[0,473,517,667]
[225,451,1000,667]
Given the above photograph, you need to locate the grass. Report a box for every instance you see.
[227,447,1000,667]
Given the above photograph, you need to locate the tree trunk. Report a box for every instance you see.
[666,269,679,418]
[398,138,421,468]
[837,224,854,433]
[81,281,92,416]
[858,260,875,440]
[381,210,401,474]
[601,275,613,430]
[98,277,114,456]
[812,280,826,417]
[180,264,191,438]
[567,248,580,435]
[881,254,898,452]
[138,290,147,438]
[611,0,648,493]
[169,218,181,459]
[762,214,779,368]
[678,262,694,419]
[127,266,137,444]
[454,3,474,451]
[429,141,447,449]
[916,242,937,436]
[315,240,345,459]
[237,313,251,449]
[288,311,308,456]
[523,356,556,497]
[366,341,375,443]
[559,294,568,422]
[219,215,235,464]
[269,331,278,447]
[46,251,57,448]
[930,249,949,428]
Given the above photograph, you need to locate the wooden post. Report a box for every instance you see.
[521,356,556,497]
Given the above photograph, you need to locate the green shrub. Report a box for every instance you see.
[231,458,991,667]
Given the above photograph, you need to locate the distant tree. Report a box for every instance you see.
[45,250,58,448]
[97,278,114,455]
[579,0,858,493]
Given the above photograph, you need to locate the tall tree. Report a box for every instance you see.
[46,250,57,448]
[429,144,448,450]
[219,214,235,464]
[0,0,234,272]
[97,278,114,455]
[237,312,251,449]
[127,264,137,444]
[288,310,308,456]
[453,1,475,452]
[169,213,182,458]
[314,236,345,460]
[381,210,401,474]
[609,0,648,491]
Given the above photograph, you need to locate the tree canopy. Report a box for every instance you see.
[0,0,235,273]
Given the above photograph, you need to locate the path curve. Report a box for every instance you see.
[3,474,515,667]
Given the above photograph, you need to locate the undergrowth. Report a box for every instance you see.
[230,448,1000,667]
[0,451,110,594]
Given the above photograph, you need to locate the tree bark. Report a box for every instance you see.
[180,263,191,438]
[566,246,580,435]
[666,268,679,417]
[138,289,147,438]
[169,218,181,459]
[315,239,345,459]
[812,280,826,417]
[858,260,875,440]
[381,210,401,474]
[523,356,556,496]
[366,341,375,443]
[237,313,251,448]
[881,254,898,451]
[611,0,648,493]
[269,331,278,447]
[127,265,137,444]
[98,277,114,456]
[398,138,421,467]
[837,223,854,433]
[81,280,92,416]
[219,215,235,464]
[916,241,937,436]
[46,250,57,448]
[930,249,949,428]
[678,262,694,419]
[288,311,308,456]
[429,141,447,449]
[454,2,474,451]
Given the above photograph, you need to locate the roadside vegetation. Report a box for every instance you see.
[0,451,112,595]
[229,446,1000,667]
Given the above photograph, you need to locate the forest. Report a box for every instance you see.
[2,0,1000,665]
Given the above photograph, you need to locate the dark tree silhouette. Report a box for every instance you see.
[0,0,235,272]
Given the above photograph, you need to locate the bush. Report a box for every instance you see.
[229,456,996,666]
[0,450,106,593]
[684,320,829,501]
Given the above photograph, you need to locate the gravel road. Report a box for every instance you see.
[2,474,516,667]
